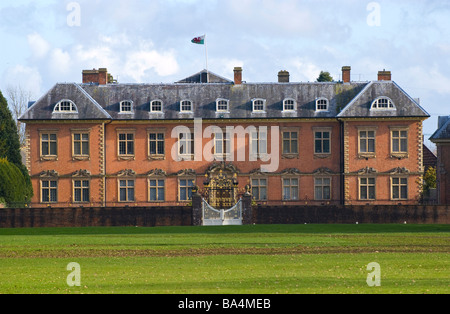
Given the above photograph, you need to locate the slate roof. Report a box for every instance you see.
[423,144,437,170]
[430,116,450,141]
[337,81,429,118]
[20,83,111,121]
[19,70,429,122]
[176,69,233,84]
[78,81,367,121]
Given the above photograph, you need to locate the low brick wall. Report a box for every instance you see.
[0,205,448,228]
[0,206,192,228]
[253,205,450,225]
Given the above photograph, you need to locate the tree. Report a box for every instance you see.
[6,85,34,147]
[423,166,437,193]
[317,71,334,82]
[0,90,33,206]
[0,90,22,166]
[0,158,32,207]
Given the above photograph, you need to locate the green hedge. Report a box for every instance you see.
[0,158,32,208]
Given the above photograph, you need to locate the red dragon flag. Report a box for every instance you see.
[191,35,205,45]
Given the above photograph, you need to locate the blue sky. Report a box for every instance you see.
[1,0,449,148]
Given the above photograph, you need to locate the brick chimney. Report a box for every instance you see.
[378,69,392,81]
[278,70,290,83]
[82,68,108,85]
[342,66,351,83]
[234,67,242,85]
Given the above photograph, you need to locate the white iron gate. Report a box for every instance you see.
[202,198,243,226]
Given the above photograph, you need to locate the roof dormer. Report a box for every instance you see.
[53,100,78,113]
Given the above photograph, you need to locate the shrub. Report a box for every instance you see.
[0,158,32,207]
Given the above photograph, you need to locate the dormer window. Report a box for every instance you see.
[53,100,77,113]
[120,100,133,113]
[216,99,229,112]
[252,99,266,112]
[283,98,296,111]
[180,100,193,112]
[316,98,329,111]
[150,100,163,113]
[371,97,395,110]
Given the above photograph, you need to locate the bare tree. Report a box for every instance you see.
[6,85,34,147]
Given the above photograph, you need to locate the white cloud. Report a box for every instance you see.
[289,59,322,82]
[27,32,50,59]
[406,66,450,96]
[49,48,71,77]
[124,49,179,82]
[2,65,43,97]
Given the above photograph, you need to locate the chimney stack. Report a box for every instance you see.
[278,70,290,83]
[234,67,242,85]
[82,68,109,85]
[342,66,351,83]
[378,69,392,81]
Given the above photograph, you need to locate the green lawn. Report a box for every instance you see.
[0,224,448,294]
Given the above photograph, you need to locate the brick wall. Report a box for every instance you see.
[253,204,450,224]
[0,205,448,228]
[0,206,192,228]
[437,144,450,204]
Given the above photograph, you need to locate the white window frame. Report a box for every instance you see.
[252,98,266,112]
[180,100,193,112]
[371,97,396,110]
[316,98,329,112]
[150,100,163,113]
[216,98,230,113]
[119,100,133,114]
[53,100,78,113]
[283,98,296,112]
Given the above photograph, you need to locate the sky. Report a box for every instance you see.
[1,0,449,149]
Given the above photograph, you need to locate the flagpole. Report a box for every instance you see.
[204,34,209,83]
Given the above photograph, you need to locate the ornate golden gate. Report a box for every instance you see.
[203,163,239,209]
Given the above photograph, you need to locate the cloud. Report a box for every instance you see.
[49,48,71,77]
[289,59,322,82]
[27,32,51,59]
[406,66,450,96]
[124,47,179,82]
[2,65,43,97]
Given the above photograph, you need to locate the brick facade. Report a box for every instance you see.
[430,116,450,205]
[20,67,430,209]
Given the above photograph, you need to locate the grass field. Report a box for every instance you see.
[0,224,448,294]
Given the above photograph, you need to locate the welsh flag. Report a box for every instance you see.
[191,35,205,45]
